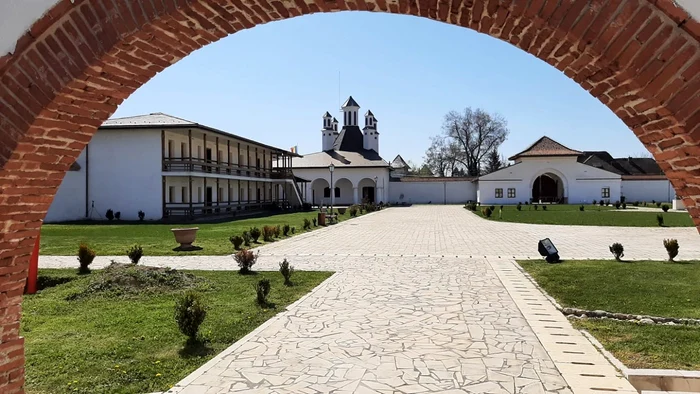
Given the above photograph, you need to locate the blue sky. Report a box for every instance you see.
[112,11,650,165]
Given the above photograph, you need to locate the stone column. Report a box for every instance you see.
[353,187,359,205]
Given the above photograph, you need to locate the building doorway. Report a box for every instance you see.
[362,187,375,204]
[205,187,213,213]
[205,148,212,172]
[532,173,565,203]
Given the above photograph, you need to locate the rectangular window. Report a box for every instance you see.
[167,140,174,158]
[181,187,187,203]
[169,186,175,203]
[218,150,223,163]
[602,187,610,198]
[495,188,503,198]
[507,188,516,198]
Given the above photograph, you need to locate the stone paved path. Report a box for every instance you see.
[39,206,700,393]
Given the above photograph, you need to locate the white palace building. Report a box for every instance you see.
[44,97,677,222]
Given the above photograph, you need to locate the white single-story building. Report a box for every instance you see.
[476,136,675,205]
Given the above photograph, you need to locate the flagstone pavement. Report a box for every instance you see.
[40,206,700,393]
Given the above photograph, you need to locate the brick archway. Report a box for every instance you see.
[0,0,698,391]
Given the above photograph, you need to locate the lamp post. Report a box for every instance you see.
[329,163,335,214]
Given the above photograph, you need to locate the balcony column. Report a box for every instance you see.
[353,187,359,205]
[188,129,193,171]
[215,137,219,174]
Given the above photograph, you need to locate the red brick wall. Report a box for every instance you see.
[0,0,698,391]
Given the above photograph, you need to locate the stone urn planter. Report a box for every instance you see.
[171,227,199,251]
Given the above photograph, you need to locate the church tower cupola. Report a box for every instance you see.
[321,111,335,151]
[332,117,338,132]
[362,109,379,153]
[341,96,360,127]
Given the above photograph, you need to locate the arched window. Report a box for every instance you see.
[324,187,331,198]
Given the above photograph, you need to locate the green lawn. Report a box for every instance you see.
[41,210,362,256]
[475,204,694,227]
[519,259,700,370]
[572,319,700,370]
[23,268,332,394]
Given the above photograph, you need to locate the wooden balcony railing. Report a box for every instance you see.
[163,157,294,179]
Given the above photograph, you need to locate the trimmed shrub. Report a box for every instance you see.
[174,290,207,340]
[262,225,275,242]
[662,204,670,212]
[599,200,604,206]
[138,210,145,221]
[282,224,290,236]
[516,204,522,211]
[234,249,259,274]
[127,244,143,265]
[609,243,624,261]
[274,225,281,238]
[77,243,96,274]
[657,214,664,227]
[622,202,627,209]
[663,239,679,262]
[534,205,539,211]
[106,209,114,221]
[291,226,296,234]
[249,227,261,242]
[303,218,311,230]
[242,231,252,246]
[349,206,358,217]
[614,201,621,209]
[579,205,584,211]
[481,207,492,218]
[312,218,317,227]
[656,202,662,208]
[542,205,548,211]
[254,279,271,306]
[230,235,244,250]
[489,205,495,212]
[279,258,294,286]
[592,200,597,205]
[465,202,477,211]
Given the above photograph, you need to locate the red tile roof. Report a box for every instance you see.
[509,136,582,160]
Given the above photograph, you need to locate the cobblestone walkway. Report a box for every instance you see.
[39,206,700,393]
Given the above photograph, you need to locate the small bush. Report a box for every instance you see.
[77,243,96,274]
[106,209,114,221]
[656,202,662,208]
[282,224,290,236]
[174,290,207,340]
[465,202,477,211]
[516,203,522,211]
[254,278,271,306]
[534,205,539,211]
[542,205,547,211]
[249,227,261,242]
[291,226,296,234]
[599,200,604,206]
[663,239,679,262]
[481,207,492,218]
[303,218,311,230]
[138,210,145,221]
[262,225,275,242]
[234,249,259,274]
[662,204,669,212]
[349,206,358,217]
[274,225,281,238]
[279,258,294,286]
[609,243,624,261]
[657,214,664,227]
[592,200,597,205]
[127,244,143,265]
[622,202,627,209]
[312,218,317,227]
[230,235,244,250]
[489,205,495,212]
[579,205,584,211]
[242,231,252,246]
[115,211,121,220]
[652,200,656,205]
[614,201,621,209]
[633,201,639,207]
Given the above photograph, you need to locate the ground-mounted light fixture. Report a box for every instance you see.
[538,238,560,264]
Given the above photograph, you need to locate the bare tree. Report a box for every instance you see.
[441,107,509,176]
[424,136,451,177]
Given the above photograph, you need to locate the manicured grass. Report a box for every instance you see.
[518,259,700,318]
[475,204,694,227]
[41,210,363,256]
[519,259,700,370]
[23,268,332,394]
[571,319,700,370]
